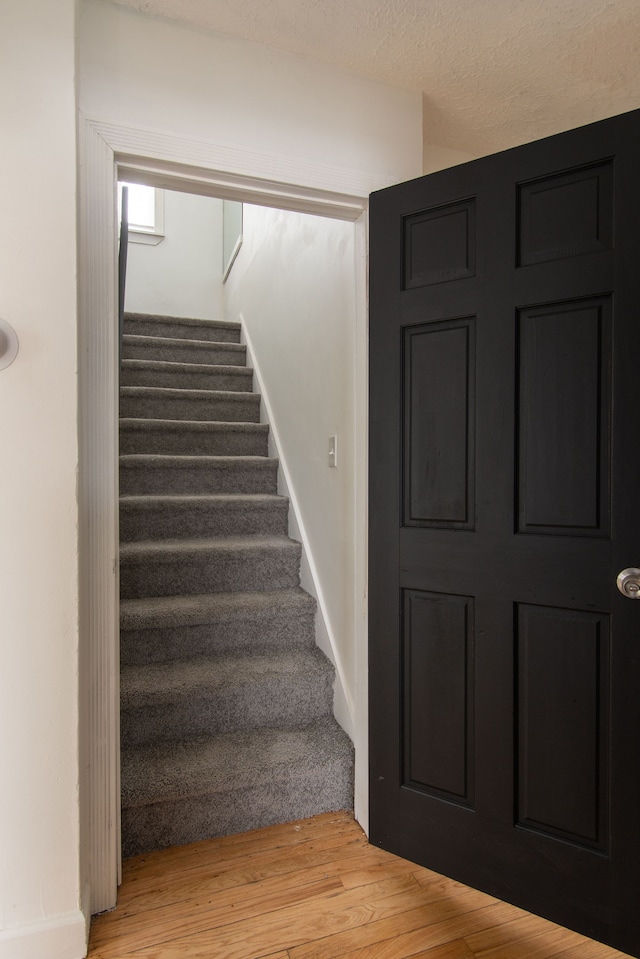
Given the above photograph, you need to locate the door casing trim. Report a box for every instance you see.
[78,115,370,914]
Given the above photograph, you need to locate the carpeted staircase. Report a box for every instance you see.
[119,313,354,858]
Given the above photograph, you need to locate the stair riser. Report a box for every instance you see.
[120,548,301,599]
[124,317,241,343]
[120,610,316,664]
[121,762,354,858]
[121,674,334,746]
[120,501,288,541]
[120,463,278,495]
[120,392,260,423]
[119,426,268,457]
[122,339,246,366]
[120,366,253,392]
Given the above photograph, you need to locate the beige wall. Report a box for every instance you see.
[79,0,423,191]
[0,1,85,957]
[422,142,478,175]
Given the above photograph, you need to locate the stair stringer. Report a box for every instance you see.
[238,314,355,742]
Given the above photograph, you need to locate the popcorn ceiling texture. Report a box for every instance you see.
[106,0,640,156]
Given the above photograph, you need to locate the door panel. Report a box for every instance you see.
[369,109,640,956]
[516,603,610,850]
[516,296,612,535]
[516,159,613,265]
[403,319,475,528]
[402,588,475,805]
[403,198,477,288]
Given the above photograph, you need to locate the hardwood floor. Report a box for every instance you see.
[87,811,631,959]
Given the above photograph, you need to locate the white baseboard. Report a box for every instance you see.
[81,883,91,943]
[239,315,355,742]
[0,910,88,959]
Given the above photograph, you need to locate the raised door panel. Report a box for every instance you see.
[403,319,476,529]
[517,160,613,266]
[402,589,475,806]
[516,296,612,536]
[516,603,610,851]
[403,199,476,289]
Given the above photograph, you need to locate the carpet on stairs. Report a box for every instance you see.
[119,312,354,858]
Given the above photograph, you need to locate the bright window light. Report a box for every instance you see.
[118,181,165,244]
[119,182,156,231]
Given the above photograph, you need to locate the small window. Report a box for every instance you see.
[118,181,165,245]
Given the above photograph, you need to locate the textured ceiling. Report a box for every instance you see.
[106,0,640,155]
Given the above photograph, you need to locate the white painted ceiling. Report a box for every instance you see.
[107,0,640,155]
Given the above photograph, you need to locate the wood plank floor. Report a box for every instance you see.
[87,811,632,959]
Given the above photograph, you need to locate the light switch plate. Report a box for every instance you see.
[328,434,337,468]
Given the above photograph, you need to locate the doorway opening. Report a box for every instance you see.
[117,178,358,859]
[78,118,369,915]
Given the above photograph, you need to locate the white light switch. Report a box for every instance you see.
[328,434,338,468]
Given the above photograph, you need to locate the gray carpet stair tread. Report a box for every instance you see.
[120,492,287,508]
[120,387,261,423]
[119,419,268,456]
[121,359,252,376]
[120,647,332,708]
[120,359,253,391]
[124,312,240,328]
[121,335,247,367]
[119,493,289,540]
[119,588,317,664]
[119,454,278,495]
[121,718,353,807]
[120,454,277,470]
[120,647,334,745]
[120,418,267,434]
[120,536,301,597]
[120,534,299,563]
[122,334,246,353]
[120,386,257,401]
[124,313,241,343]
[120,587,315,630]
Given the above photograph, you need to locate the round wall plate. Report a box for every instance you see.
[0,317,19,371]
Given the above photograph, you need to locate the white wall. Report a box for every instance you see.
[224,205,357,730]
[79,0,424,192]
[124,189,224,319]
[0,1,86,958]
[76,0,423,862]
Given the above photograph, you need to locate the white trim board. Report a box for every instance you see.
[89,117,394,212]
[0,910,87,959]
[78,115,370,915]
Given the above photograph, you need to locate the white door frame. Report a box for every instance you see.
[78,115,371,914]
